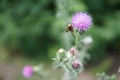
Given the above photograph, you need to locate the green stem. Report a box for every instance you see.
[70,32,75,38]
[75,32,79,49]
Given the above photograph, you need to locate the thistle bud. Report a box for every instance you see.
[63,58,69,63]
[57,48,66,59]
[33,66,39,72]
[82,36,92,45]
[72,60,82,69]
[69,47,77,56]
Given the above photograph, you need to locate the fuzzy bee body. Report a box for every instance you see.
[66,24,74,32]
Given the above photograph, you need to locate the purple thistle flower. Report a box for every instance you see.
[72,60,82,69]
[22,65,34,78]
[71,12,92,32]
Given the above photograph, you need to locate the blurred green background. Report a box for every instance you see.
[0,0,120,80]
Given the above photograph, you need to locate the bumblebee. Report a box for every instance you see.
[66,24,74,32]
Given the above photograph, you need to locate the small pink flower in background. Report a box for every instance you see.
[22,65,34,78]
[72,60,82,69]
[71,12,92,31]
[69,47,77,56]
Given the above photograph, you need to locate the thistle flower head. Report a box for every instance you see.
[71,12,92,32]
[22,65,34,78]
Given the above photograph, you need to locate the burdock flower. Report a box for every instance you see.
[22,65,34,78]
[72,60,82,69]
[71,12,92,32]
